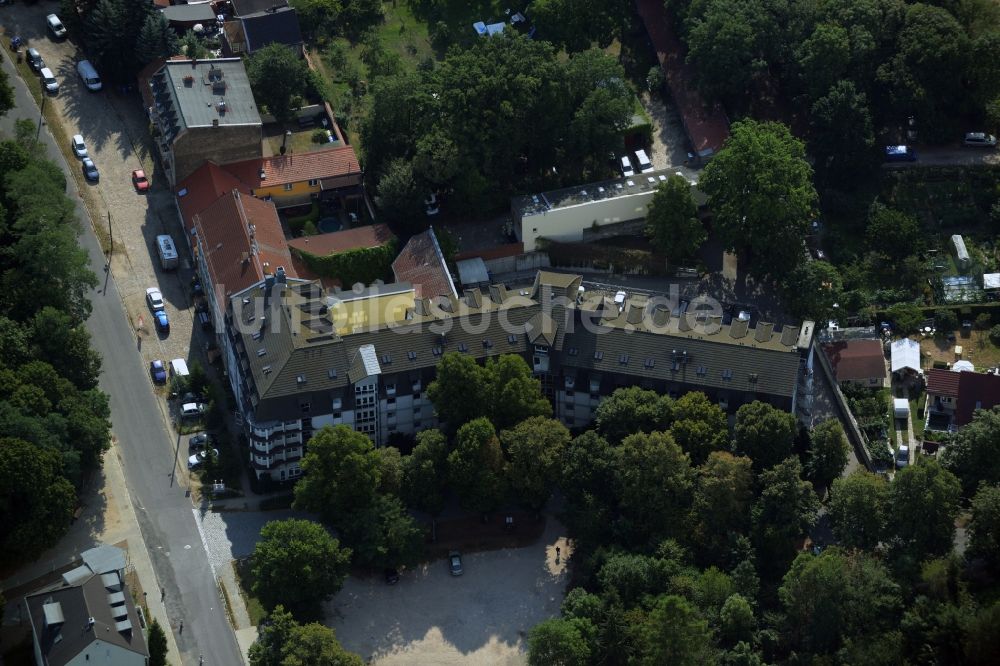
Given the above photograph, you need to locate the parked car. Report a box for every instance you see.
[81,157,99,182]
[145,287,164,311]
[149,359,167,384]
[963,132,997,147]
[153,309,169,334]
[39,67,58,94]
[132,169,149,192]
[187,448,218,469]
[180,402,207,419]
[384,568,400,585]
[634,149,654,173]
[895,445,910,469]
[448,550,463,576]
[46,14,67,38]
[188,433,215,452]
[26,48,44,72]
[620,155,635,177]
[884,145,917,162]
[71,134,88,158]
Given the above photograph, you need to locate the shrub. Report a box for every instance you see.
[311,128,329,144]
[990,324,1000,346]
[292,238,397,286]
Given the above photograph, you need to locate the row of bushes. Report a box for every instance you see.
[880,301,1000,335]
[292,239,397,287]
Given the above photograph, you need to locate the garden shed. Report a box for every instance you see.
[893,398,910,419]
[951,234,970,270]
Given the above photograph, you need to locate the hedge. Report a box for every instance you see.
[292,238,397,286]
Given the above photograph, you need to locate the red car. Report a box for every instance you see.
[132,169,149,192]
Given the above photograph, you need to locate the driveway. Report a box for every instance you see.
[328,518,571,665]
[2,3,204,379]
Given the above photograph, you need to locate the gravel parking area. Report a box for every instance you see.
[639,91,693,171]
[328,518,571,665]
[2,2,205,386]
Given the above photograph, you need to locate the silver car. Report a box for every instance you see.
[964,132,997,147]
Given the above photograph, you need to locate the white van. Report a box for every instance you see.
[156,234,179,271]
[634,149,654,173]
[76,60,102,91]
[169,358,190,378]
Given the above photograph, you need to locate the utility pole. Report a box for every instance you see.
[107,211,113,257]
[35,95,45,142]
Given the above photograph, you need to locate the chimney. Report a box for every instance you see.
[241,252,249,264]
[276,266,286,283]
[212,118,219,127]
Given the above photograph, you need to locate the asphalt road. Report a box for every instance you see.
[1,47,243,666]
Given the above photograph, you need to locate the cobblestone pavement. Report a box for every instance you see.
[3,1,208,404]
[197,510,317,572]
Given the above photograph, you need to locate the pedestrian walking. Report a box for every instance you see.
[179,620,184,634]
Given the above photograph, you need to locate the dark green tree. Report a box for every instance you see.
[249,606,298,666]
[809,80,876,184]
[807,418,850,489]
[135,12,179,65]
[645,175,706,264]
[293,426,380,525]
[29,307,102,389]
[559,430,617,548]
[527,617,592,666]
[719,594,755,647]
[502,417,570,512]
[530,0,625,52]
[179,30,209,60]
[84,0,154,84]
[447,418,507,513]
[0,438,76,560]
[0,68,14,118]
[249,605,362,665]
[781,259,844,325]
[251,518,351,617]
[693,452,754,562]
[247,43,311,123]
[342,494,424,569]
[733,401,797,473]
[147,617,168,666]
[866,203,923,262]
[942,407,1000,496]
[752,457,820,579]
[614,431,695,547]
[966,483,1000,572]
[829,470,888,550]
[401,429,448,515]
[638,594,714,665]
[888,459,961,560]
[796,23,851,100]
[594,386,672,443]
[486,354,551,430]
[670,391,729,465]
[700,120,817,279]
[426,352,490,428]
[686,0,773,104]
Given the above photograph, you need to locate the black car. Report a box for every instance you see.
[448,551,463,576]
[384,568,400,585]
[26,48,44,72]
[188,433,215,452]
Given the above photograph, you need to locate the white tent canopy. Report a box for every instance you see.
[891,338,921,374]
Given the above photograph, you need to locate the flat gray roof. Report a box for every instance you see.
[150,59,260,130]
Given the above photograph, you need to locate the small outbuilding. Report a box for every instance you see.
[951,234,970,270]
[893,398,910,419]
[891,338,922,376]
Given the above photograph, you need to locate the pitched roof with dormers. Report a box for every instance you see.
[193,190,296,299]
[223,145,361,189]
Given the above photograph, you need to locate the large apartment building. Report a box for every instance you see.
[222,270,815,482]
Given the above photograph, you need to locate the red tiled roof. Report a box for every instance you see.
[634,0,730,158]
[822,340,886,382]
[926,368,961,398]
[176,161,251,234]
[192,190,296,298]
[954,371,1000,426]
[392,229,457,299]
[287,224,394,256]
[223,145,361,189]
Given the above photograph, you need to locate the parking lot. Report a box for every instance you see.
[2,1,205,399]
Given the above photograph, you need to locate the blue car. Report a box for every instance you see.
[154,309,169,334]
[82,157,100,181]
[150,359,167,383]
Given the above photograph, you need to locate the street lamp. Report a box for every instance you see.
[35,95,45,142]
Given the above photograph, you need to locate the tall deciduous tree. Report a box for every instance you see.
[669,391,729,465]
[779,549,903,657]
[866,203,923,262]
[294,426,380,525]
[693,452,754,561]
[594,386,673,443]
[247,43,310,123]
[700,120,817,279]
[487,354,551,430]
[426,352,490,427]
[942,406,1000,496]
[968,483,1000,572]
[374,158,423,229]
[560,430,617,548]
[752,457,820,579]
[645,175,706,264]
[888,459,961,560]
[614,431,695,547]
[249,605,362,666]
[250,519,351,618]
[781,260,844,325]
[829,470,888,550]
[733,401,797,473]
[0,438,76,559]
[502,417,570,512]
[447,418,507,513]
[401,429,448,515]
[807,419,850,488]
[809,80,876,183]
[342,494,424,569]
[638,594,714,666]
[528,617,592,666]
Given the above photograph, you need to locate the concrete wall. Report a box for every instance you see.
[813,340,874,471]
[173,124,263,185]
[519,189,655,251]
